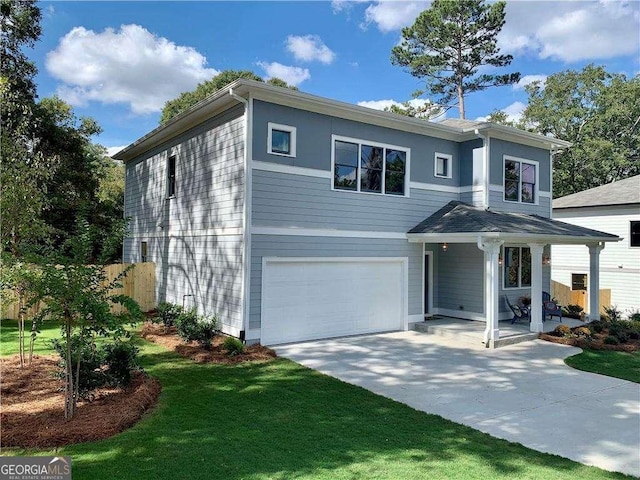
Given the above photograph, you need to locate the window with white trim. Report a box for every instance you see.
[504,157,537,204]
[333,136,408,196]
[141,241,148,262]
[503,246,531,288]
[267,122,296,157]
[434,153,452,179]
[631,221,640,247]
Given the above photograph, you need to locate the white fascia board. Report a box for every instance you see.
[406,232,621,244]
[467,124,572,150]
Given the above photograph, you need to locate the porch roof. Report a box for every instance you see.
[407,201,620,244]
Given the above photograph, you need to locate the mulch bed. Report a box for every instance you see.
[0,355,161,448]
[140,321,277,364]
[540,330,640,352]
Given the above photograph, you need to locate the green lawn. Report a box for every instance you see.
[0,322,630,479]
[0,318,62,356]
[565,349,640,383]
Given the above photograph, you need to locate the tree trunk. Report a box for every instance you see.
[18,294,25,367]
[64,314,73,419]
[458,82,465,119]
[74,338,81,416]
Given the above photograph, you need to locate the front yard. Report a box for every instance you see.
[0,320,631,480]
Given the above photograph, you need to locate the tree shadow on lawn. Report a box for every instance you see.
[13,346,628,480]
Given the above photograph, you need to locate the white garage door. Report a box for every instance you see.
[261,257,407,345]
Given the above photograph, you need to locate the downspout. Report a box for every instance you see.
[229,88,252,341]
[474,129,490,209]
[549,146,560,219]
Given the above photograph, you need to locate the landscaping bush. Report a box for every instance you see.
[589,320,604,334]
[602,305,623,322]
[628,310,640,322]
[554,324,572,336]
[604,335,620,345]
[175,309,219,350]
[103,341,140,387]
[223,336,245,357]
[52,336,106,399]
[563,304,583,319]
[573,326,591,337]
[153,302,183,329]
[609,321,634,344]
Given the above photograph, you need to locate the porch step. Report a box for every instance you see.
[412,321,540,348]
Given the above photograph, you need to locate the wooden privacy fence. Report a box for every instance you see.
[551,280,611,315]
[1,262,156,320]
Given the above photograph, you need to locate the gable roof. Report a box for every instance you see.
[113,79,570,162]
[407,201,619,244]
[553,175,640,209]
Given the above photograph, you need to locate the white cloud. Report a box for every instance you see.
[477,101,526,124]
[46,24,218,115]
[363,1,427,32]
[331,0,370,14]
[358,97,444,119]
[500,1,640,62]
[286,35,336,64]
[257,62,311,86]
[106,145,128,157]
[513,74,548,91]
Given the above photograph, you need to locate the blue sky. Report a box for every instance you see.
[32,1,639,155]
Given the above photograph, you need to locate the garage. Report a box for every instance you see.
[260,257,407,345]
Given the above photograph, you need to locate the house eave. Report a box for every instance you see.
[406,232,621,245]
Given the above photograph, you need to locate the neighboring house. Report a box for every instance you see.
[114,79,619,347]
[552,176,640,315]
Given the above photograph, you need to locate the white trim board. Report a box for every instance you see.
[129,227,243,238]
[252,160,332,179]
[252,226,408,239]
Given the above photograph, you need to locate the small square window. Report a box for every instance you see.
[434,153,452,179]
[631,221,640,247]
[141,241,148,262]
[571,273,587,291]
[268,123,296,157]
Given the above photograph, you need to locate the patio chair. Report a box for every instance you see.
[505,296,530,324]
[543,291,562,322]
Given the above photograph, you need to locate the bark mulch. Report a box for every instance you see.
[1,355,161,448]
[140,321,277,364]
[539,332,640,352]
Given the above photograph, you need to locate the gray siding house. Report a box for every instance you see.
[115,79,618,347]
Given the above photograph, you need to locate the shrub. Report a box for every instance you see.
[102,341,140,387]
[603,305,623,322]
[154,302,183,329]
[589,320,604,334]
[563,304,584,319]
[223,336,245,356]
[604,335,620,345]
[52,336,106,399]
[554,324,572,336]
[175,309,218,350]
[609,322,631,343]
[573,326,591,337]
[628,310,640,322]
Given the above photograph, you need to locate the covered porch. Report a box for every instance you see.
[407,202,620,348]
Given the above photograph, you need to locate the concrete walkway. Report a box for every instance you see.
[276,331,640,477]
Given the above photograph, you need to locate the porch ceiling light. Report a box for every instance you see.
[498,254,503,266]
[442,242,448,252]
[542,254,551,265]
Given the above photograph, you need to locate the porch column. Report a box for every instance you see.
[588,242,605,320]
[528,243,545,333]
[477,238,503,346]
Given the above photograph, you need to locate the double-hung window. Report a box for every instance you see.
[503,246,531,289]
[333,136,408,196]
[504,156,537,204]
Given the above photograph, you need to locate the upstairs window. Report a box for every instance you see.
[504,156,537,204]
[434,153,452,179]
[268,123,296,157]
[333,136,408,196]
[504,246,531,289]
[631,221,640,247]
[167,155,176,197]
[141,241,148,262]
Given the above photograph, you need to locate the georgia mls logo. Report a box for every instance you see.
[0,456,71,480]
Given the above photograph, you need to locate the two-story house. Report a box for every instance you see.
[114,79,619,347]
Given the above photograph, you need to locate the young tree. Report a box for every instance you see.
[160,70,297,124]
[522,65,639,197]
[391,0,519,119]
[33,218,141,419]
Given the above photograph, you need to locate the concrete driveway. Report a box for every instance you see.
[276,331,640,477]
